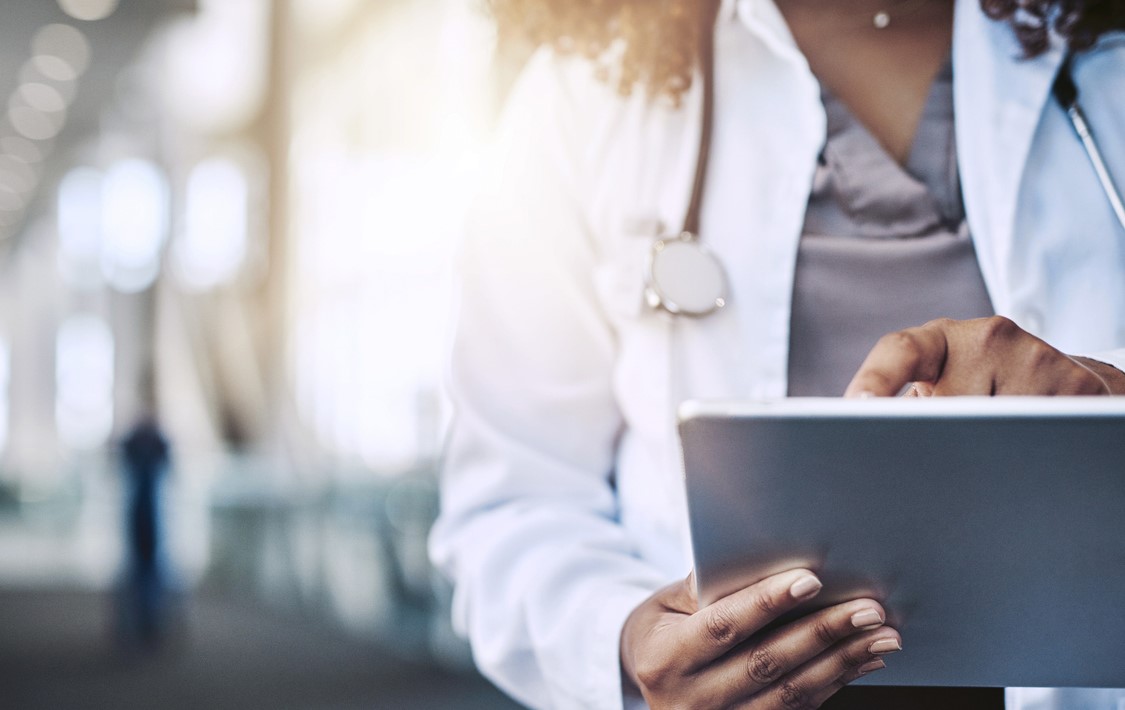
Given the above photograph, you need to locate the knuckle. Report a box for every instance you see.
[1082,374,1108,394]
[1026,341,1057,367]
[704,606,739,647]
[810,617,840,647]
[857,371,909,399]
[778,680,811,709]
[746,648,783,685]
[633,653,671,690]
[858,371,896,393]
[835,642,873,671]
[879,331,922,361]
[752,588,784,618]
[982,316,1017,341]
[1070,371,1104,395]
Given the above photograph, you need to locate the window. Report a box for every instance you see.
[57,166,102,289]
[55,315,114,449]
[174,156,250,290]
[100,159,169,293]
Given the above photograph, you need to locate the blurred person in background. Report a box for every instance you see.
[117,373,174,651]
[431,0,1125,708]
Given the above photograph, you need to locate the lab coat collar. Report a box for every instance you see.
[952,0,1065,315]
[727,0,1068,316]
[729,0,805,65]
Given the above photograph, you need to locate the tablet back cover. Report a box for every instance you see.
[680,399,1125,688]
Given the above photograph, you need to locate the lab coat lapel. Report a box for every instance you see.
[953,0,1065,316]
[701,0,823,400]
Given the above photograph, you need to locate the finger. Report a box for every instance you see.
[928,365,995,396]
[845,321,951,397]
[658,570,700,615]
[678,569,823,670]
[702,598,888,703]
[1072,357,1124,395]
[837,655,889,686]
[798,656,888,710]
[746,627,902,710]
[946,316,1099,396]
[971,319,1060,395]
[996,343,1107,395]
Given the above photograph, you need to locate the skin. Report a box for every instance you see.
[621,569,902,709]
[776,0,956,165]
[846,316,1125,397]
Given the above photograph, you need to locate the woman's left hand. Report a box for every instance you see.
[844,316,1125,397]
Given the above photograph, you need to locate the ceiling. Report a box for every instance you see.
[0,0,198,251]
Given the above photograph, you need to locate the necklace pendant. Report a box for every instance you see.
[873,11,890,28]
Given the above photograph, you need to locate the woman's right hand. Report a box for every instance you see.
[620,569,901,709]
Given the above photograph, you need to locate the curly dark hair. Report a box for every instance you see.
[490,0,1125,101]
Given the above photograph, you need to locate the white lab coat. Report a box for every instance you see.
[429,0,1125,707]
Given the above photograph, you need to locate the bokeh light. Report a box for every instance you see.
[8,104,65,141]
[57,0,119,23]
[16,84,66,115]
[57,166,103,289]
[31,24,90,78]
[174,157,249,290]
[0,185,24,214]
[100,159,169,292]
[1,136,44,164]
[0,156,36,195]
[27,55,79,84]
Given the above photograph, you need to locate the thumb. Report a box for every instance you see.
[676,569,701,613]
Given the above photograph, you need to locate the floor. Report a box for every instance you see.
[0,588,524,710]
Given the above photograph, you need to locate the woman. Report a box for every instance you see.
[430,0,1125,708]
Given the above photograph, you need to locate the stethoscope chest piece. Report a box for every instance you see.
[644,231,729,317]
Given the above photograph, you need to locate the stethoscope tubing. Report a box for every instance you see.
[1054,52,1125,235]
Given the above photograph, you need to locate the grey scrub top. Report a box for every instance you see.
[787,61,995,397]
[790,64,1008,710]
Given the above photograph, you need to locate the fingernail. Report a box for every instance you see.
[857,390,876,399]
[850,608,884,629]
[789,574,823,601]
[858,659,886,675]
[869,637,903,655]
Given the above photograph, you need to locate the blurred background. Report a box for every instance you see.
[0,0,531,707]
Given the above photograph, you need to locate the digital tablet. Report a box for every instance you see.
[679,397,1125,688]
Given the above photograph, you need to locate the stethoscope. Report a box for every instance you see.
[642,31,1125,319]
[1052,52,1125,234]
